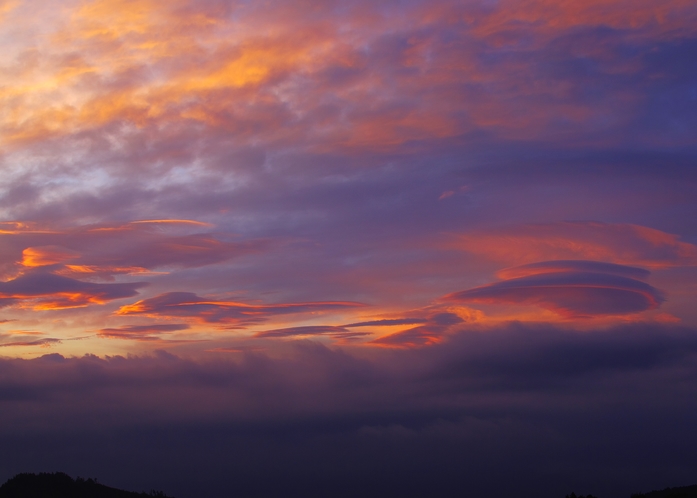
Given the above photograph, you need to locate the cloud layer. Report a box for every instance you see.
[1,323,697,497]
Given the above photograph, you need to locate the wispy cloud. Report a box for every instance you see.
[98,323,190,341]
[117,291,365,326]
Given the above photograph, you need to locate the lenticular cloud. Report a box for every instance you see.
[443,260,664,318]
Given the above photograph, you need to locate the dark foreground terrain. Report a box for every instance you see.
[0,473,171,498]
[1,473,695,498]
[564,488,697,498]
[630,486,697,498]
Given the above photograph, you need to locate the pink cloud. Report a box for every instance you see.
[450,222,697,268]
[0,337,61,348]
[98,323,190,341]
[0,220,267,281]
[117,291,365,326]
[254,325,369,340]
[443,260,664,318]
[0,270,146,310]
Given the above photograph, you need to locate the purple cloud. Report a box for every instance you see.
[0,270,146,310]
[0,337,61,348]
[98,324,191,341]
[443,260,664,317]
[344,318,428,327]
[117,292,365,326]
[254,325,370,340]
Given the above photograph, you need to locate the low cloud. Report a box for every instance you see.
[0,323,695,496]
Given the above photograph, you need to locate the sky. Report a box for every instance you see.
[0,0,696,496]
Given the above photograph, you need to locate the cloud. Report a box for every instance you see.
[0,323,696,497]
[496,260,652,280]
[21,245,81,267]
[344,318,428,327]
[0,270,146,310]
[370,324,449,348]
[450,222,697,268]
[1,221,267,278]
[371,312,465,348]
[443,260,664,318]
[98,323,190,341]
[254,325,370,340]
[0,337,61,347]
[117,291,365,326]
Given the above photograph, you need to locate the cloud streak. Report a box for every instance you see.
[117,291,365,326]
[98,323,190,341]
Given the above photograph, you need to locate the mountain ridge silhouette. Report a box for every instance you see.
[1,472,695,498]
[0,472,172,498]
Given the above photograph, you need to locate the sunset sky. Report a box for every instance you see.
[1,0,696,496]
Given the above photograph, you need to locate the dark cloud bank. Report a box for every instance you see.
[1,323,696,498]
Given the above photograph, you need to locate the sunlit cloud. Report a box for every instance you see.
[0,337,61,348]
[98,323,190,341]
[370,311,466,348]
[0,270,146,310]
[443,260,665,318]
[0,220,267,280]
[450,222,697,268]
[21,245,81,267]
[254,325,369,341]
[496,260,652,280]
[117,291,365,326]
[344,318,428,328]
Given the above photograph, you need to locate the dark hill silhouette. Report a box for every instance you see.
[0,472,172,498]
[563,486,697,498]
[631,485,697,498]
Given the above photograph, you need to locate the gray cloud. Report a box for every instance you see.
[0,323,696,497]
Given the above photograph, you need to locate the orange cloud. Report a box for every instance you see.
[0,270,146,310]
[0,220,266,281]
[369,311,467,348]
[21,246,80,267]
[449,222,697,269]
[4,0,692,154]
[116,291,365,326]
[254,325,369,341]
[98,323,190,341]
